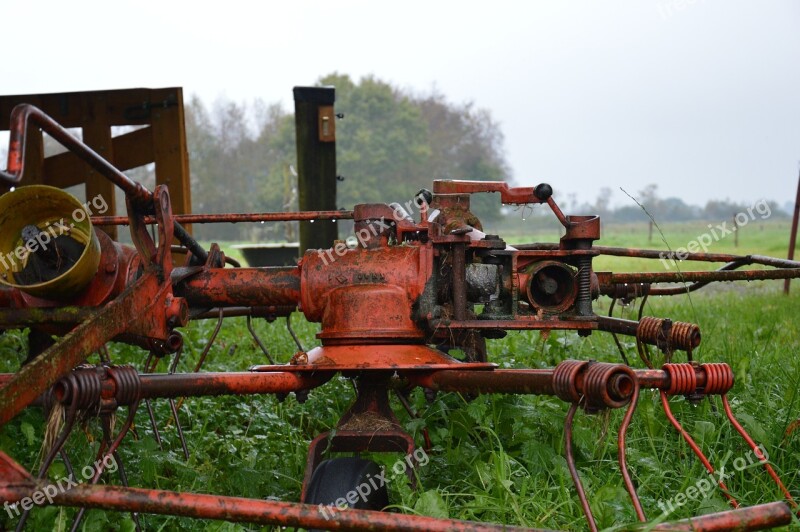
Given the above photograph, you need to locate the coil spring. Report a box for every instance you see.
[56,367,102,409]
[576,257,592,316]
[583,362,634,410]
[663,363,698,395]
[554,360,635,410]
[553,360,589,403]
[106,365,141,406]
[662,362,734,395]
[637,317,701,352]
[701,363,734,395]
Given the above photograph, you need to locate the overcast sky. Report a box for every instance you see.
[4,0,800,209]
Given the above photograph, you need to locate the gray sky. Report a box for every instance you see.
[5,0,800,209]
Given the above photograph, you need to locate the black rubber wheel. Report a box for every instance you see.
[303,457,389,526]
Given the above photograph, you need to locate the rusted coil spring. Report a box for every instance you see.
[663,362,734,396]
[54,365,141,410]
[553,360,634,410]
[637,316,701,354]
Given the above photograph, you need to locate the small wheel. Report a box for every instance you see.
[303,457,389,518]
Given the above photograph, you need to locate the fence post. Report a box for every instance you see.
[294,86,338,254]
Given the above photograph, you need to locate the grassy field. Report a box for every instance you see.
[1,220,799,531]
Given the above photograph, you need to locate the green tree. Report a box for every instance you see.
[183,73,513,240]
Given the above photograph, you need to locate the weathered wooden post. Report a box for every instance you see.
[293,86,338,254]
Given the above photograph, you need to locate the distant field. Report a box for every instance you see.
[1,220,799,530]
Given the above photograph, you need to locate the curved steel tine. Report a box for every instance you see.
[174,309,223,412]
[608,298,631,365]
[247,314,275,364]
[98,345,111,364]
[286,314,304,352]
[15,399,79,531]
[143,350,154,373]
[169,346,183,374]
[659,391,739,507]
[564,401,598,532]
[112,449,142,531]
[144,399,163,450]
[193,308,224,372]
[616,372,646,522]
[60,449,76,480]
[394,389,432,451]
[141,351,164,449]
[637,293,649,322]
[721,395,798,510]
[169,398,190,461]
[70,403,139,532]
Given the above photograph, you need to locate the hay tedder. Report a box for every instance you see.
[0,103,799,531]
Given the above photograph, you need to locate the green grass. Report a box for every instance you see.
[1,221,799,531]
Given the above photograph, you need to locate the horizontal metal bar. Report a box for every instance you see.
[599,268,800,285]
[0,483,537,531]
[92,210,354,225]
[137,371,333,399]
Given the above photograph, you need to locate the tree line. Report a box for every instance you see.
[577,184,787,224]
[186,73,510,240]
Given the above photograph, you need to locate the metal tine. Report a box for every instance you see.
[193,308,225,373]
[143,399,163,450]
[167,346,192,460]
[247,314,275,364]
[112,448,142,531]
[70,402,139,532]
[286,314,304,352]
[15,400,80,531]
[60,449,76,481]
[608,298,631,365]
[659,391,740,507]
[169,397,190,461]
[616,373,646,522]
[169,346,183,374]
[393,389,432,451]
[174,308,222,412]
[721,395,799,510]
[564,401,598,532]
[173,308,222,426]
[141,351,163,449]
[98,345,111,364]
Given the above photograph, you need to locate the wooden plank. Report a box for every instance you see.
[150,89,192,224]
[40,127,154,190]
[0,87,183,129]
[81,94,117,239]
[23,126,44,185]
